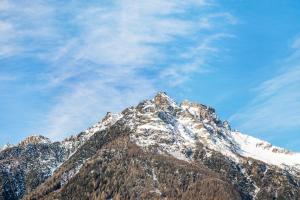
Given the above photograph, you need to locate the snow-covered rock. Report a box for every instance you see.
[128,92,300,172]
[18,135,51,147]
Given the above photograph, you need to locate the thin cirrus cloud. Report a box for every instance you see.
[0,0,60,58]
[0,0,236,140]
[231,36,300,145]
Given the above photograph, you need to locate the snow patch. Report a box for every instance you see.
[231,131,300,170]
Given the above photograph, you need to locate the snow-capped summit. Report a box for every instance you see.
[153,91,178,110]
[130,92,300,171]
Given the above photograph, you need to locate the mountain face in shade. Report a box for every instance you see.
[1,92,300,200]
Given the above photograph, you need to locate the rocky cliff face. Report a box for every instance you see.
[1,92,300,200]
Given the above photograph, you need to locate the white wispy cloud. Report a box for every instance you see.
[0,0,235,140]
[160,33,234,86]
[231,36,300,140]
[0,0,60,58]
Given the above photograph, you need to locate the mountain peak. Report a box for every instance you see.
[153,92,178,110]
[19,135,51,147]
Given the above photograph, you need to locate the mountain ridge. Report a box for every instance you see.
[1,92,300,200]
[1,92,295,164]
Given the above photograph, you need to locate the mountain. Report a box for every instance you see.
[1,92,300,200]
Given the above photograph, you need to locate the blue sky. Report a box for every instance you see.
[1,0,300,151]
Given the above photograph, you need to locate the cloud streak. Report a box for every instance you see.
[0,0,60,58]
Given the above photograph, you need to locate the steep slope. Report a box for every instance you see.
[22,92,300,200]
